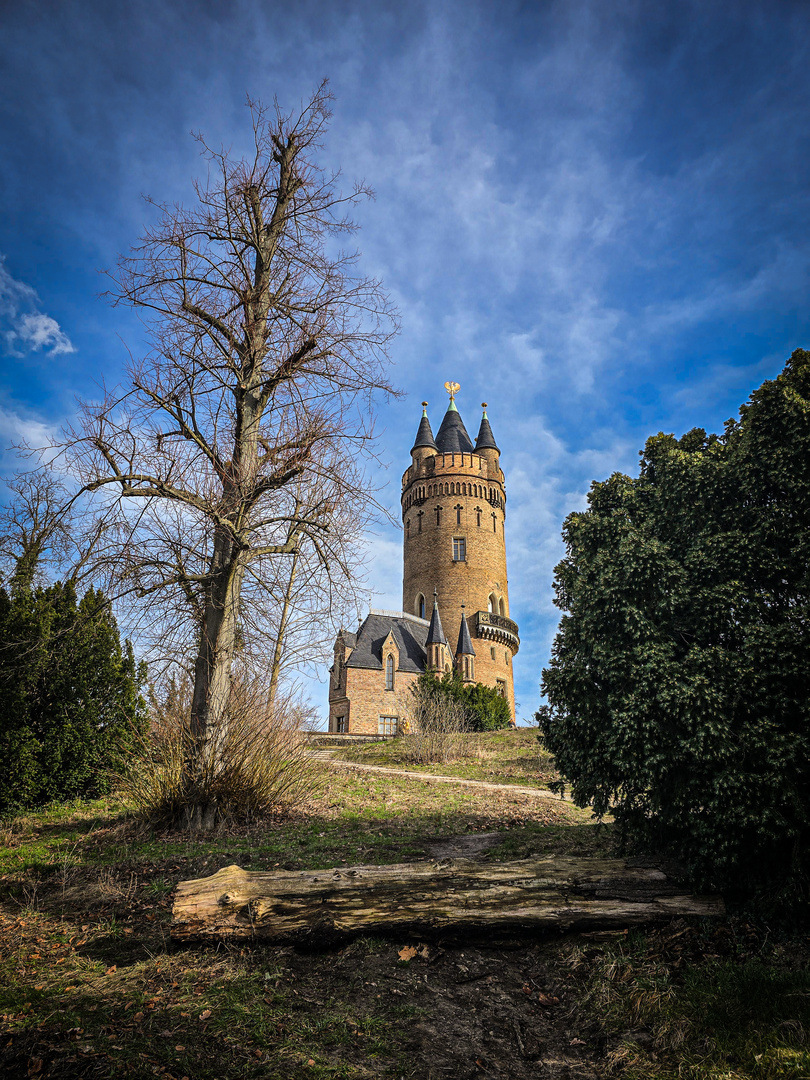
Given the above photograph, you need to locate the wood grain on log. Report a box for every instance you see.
[171,857,724,944]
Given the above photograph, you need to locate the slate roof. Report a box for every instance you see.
[456,611,476,656]
[426,596,448,645]
[474,409,499,452]
[337,628,357,648]
[345,613,429,673]
[434,400,475,454]
[411,406,439,452]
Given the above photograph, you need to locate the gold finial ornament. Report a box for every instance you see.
[444,381,460,399]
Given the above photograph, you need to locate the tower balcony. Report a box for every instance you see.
[475,611,520,652]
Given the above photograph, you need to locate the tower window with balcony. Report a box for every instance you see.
[452,537,466,561]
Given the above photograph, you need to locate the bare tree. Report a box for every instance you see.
[0,469,107,591]
[59,85,397,828]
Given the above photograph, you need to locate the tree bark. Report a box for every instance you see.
[171,857,724,945]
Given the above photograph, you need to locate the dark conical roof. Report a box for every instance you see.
[435,399,474,453]
[426,593,447,645]
[474,406,499,452]
[456,609,476,657]
[411,403,438,453]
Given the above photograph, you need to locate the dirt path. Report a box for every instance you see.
[313,751,572,802]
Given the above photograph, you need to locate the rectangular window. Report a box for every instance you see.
[335,716,348,733]
[496,680,506,698]
[452,537,466,561]
[378,716,398,735]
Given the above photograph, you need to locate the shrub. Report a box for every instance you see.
[404,675,469,764]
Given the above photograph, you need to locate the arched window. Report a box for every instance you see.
[385,654,394,691]
[416,593,425,619]
[488,593,497,613]
[499,598,506,616]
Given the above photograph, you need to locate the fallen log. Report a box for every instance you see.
[171,857,724,945]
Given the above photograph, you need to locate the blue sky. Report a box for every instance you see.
[1,0,809,722]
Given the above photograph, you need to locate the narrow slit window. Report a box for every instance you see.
[385,654,394,691]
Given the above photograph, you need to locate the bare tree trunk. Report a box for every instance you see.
[267,547,299,705]
[185,529,247,829]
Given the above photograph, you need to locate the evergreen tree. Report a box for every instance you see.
[540,350,810,896]
[0,581,146,812]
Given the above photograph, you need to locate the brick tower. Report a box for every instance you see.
[401,385,519,717]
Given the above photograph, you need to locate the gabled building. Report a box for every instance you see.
[328,386,519,735]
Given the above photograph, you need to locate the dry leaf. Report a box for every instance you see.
[133,1012,144,1022]
[398,946,417,962]
[199,1009,211,1021]
[175,1046,186,1052]
[537,992,560,1007]
[105,966,116,976]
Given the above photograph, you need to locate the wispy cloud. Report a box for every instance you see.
[0,256,75,357]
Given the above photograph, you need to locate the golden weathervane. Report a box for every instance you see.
[444,381,460,400]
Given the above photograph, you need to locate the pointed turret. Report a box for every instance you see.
[435,397,474,454]
[426,590,447,645]
[455,603,476,684]
[411,402,438,454]
[455,605,476,657]
[474,402,500,477]
[425,589,450,674]
[474,404,499,452]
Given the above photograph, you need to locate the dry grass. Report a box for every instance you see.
[116,681,318,826]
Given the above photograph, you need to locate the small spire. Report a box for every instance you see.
[411,402,438,453]
[475,404,499,452]
[456,603,476,657]
[426,588,447,645]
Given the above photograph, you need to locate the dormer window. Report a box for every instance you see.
[385,654,394,691]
